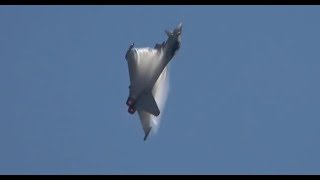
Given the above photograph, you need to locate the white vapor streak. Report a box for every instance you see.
[150,66,170,134]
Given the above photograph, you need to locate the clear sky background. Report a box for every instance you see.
[0,6,320,175]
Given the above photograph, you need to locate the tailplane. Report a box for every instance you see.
[136,92,160,117]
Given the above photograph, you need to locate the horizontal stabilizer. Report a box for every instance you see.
[136,92,160,117]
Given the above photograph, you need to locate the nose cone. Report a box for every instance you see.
[177,22,182,33]
[174,22,182,36]
[177,22,182,32]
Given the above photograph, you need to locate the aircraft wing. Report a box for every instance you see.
[137,110,153,141]
[127,47,163,94]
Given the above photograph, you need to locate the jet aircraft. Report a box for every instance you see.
[125,22,182,140]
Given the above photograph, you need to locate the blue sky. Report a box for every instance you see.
[0,6,320,174]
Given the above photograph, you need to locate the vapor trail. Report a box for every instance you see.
[150,66,170,134]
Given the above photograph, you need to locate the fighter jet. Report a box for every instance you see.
[125,22,182,141]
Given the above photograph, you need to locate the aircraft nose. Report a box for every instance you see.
[177,22,182,31]
[175,22,182,35]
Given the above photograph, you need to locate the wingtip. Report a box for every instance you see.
[143,127,152,141]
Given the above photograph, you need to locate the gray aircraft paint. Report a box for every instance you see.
[125,23,182,140]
